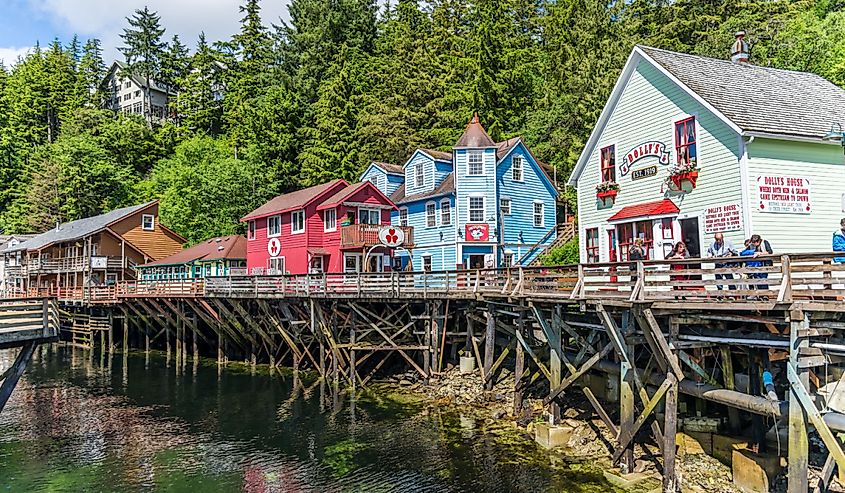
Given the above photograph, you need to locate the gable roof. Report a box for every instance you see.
[370,162,404,175]
[393,173,455,205]
[455,112,495,148]
[141,235,247,267]
[316,181,398,211]
[421,149,453,161]
[242,180,347,221]
[101,61,173,94]
[608,199,680,222]
[569,45,845,185]
[7,202,158,253]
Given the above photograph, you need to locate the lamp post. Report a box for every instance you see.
[823,123,845,154]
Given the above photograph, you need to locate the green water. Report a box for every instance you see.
[0,346,621,492]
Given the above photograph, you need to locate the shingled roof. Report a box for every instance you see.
[639,46,845,140]
[455,112,495,147]
[421,149,453,161]
[392,173,455,205]
[371,162,404,175]
[242,179,347,221]
[6,202,158,253]
[141,235,246,267]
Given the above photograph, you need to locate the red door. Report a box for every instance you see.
[607,229,618,283]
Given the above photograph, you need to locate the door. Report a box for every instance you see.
[366,254,383,273]
[468,255,485,269]
[679,218,701,257]
[607,229,617,263]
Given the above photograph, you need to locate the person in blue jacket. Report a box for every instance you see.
[834,218,845,263]
[741,239,763,296]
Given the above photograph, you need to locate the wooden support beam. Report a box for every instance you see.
[663,373,679,493]
[636,308,685,382]
[0,342,36,413]
[720,345,741,433]
[677,350,720,387]
[612,378,672,462]
[544,342,613,405]
[514,311,526,416]
[788,310,810,493]
[484,305,495,391]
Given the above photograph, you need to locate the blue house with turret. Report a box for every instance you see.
[361,113,559,271]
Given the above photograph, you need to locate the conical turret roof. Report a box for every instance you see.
[455,112,495,148]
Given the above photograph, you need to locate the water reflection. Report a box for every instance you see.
[0,345,617,493]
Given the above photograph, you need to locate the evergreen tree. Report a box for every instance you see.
[79,38,107,106]
[160,34,190,94]
[176,33,224,135]
[119,6,167,126]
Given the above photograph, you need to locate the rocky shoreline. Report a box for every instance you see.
[381,365,745,493]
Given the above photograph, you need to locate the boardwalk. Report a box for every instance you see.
[6,253,845,492]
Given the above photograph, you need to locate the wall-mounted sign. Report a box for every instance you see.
[620,141,671,176]
[704,202,743,234]
[267,237,282,257]
[378,226,405,247]
[90,256,107,269]
[631,165,658,181]
[465,224,489,242]
[757,175,811,214]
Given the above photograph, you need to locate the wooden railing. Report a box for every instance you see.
[0,298,59,346]
[8,256,136,275]
[340,224,414,248]
[7,252,845,305]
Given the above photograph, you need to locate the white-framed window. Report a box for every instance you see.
[469,197,485,222]
[415,162,424,187]
[358,208,380,225]
[247,220,256,240]
[267,215,282,237]
[504,253,514,267]
[291,210,305,234]
[468,151,483,176]
[426,202,437,227]
[422,255,432,272]
[399,207,409,227]
[141,214,155,231]
[440,199,451,225]
[512,156,524,181]
[500,198,511,216]
[124,81,131,88]
[323,209,336,232]
[268,257,285,275]
[533,202,544,228]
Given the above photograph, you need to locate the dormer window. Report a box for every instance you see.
[600,145,615,183]
[468,151,483,176]
[141,214,155,231]
[675,117,697,166]
[415,162,424,187]
[512,156,524,182]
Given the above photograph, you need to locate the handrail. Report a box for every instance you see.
[516,224,560,265]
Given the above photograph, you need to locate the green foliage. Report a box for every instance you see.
[539,235,580,266]
[3,0,845,243]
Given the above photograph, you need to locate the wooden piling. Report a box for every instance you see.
[788,310,809,493]
[514,311,525,416]
[619,312,635,472]
[107,310,114,355]
[549,307,562,423]
[663,372,679,493]
[720,345,740,432]
[483,305,495,391]
[122,313,128,354]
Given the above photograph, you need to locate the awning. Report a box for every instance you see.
[307,247,331,256]
[607,199,679,223]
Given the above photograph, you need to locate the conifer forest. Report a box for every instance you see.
[1,0,843,243]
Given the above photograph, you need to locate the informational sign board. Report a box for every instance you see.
[703,202,743,234]
[620,141,671,176]
[465,224,489,242]
[631,165,658,181]
[90,256,107,269]
[756,175,811,214]
[378,226,405,247]
[267,237,282,257]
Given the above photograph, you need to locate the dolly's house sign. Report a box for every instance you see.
[757,175,812,214]
[620,141,671,176]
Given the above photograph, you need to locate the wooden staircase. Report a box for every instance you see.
[528,223,576,266]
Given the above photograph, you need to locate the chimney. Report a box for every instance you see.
[731,31,749,64]
[55,220,60,232]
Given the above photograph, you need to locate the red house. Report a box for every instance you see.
[242,179,412,275]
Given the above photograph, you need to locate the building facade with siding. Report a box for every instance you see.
[100,61,172,121]
[137,235,247,280]
[570,45,845,263]
[365,114,558,271]
[242,180,406,275]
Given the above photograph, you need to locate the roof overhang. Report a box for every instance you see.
[607,199,680,223]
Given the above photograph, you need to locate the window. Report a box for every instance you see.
[134,90,141,98]
[422,255,432,272]
[291,210,305,234]
[415,162,424,187]
[124,81,131,88]
[469,197,484,222]
[268,257,285,275]
[247,220,256,240]
[132,102,142,114]
[426,202,437,227]
[141,214,155,231]
[512,156,524,181]
[440,200,451,225]
[585,228,600,263]
[503,253,514,267]
[323,209,336,232]
[674,117,697,166]
[399,208,409,227]
[533,202,544,228]
[123,93,131,101]
[500,198,511,216]
[267,215,281,237]
[358,208,380,225]
[600,145,616,183]
[616,220,655,262]
[468,151,483,176]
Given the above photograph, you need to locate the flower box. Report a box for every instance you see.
[669,171,699,191]
[596,190,618,200]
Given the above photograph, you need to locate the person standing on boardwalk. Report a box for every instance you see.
[707,233,737,291]
[629,238,646,284]
[750,234,772,291]
[833,218,845,263]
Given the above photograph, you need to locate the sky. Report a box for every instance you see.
[0,0,292,66]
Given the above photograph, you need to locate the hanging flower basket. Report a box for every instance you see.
[596,181,619,205]
[670,171,699,190]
